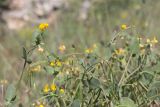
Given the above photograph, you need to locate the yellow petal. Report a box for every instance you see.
[50,83,56,92]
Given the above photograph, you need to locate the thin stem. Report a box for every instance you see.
[118,54,132,86]
[124,54,146,83]
[16,60,27,91]
[1,85,4,106]
[32,93,57,104]
[64,53,85,58]
[93,88,102,104]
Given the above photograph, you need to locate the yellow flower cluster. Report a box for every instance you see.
[146,36,158,47]
[147,37,158,44]
[39,23,49,31]
[50,60,62,67]
[43,83,65,94]
[138,36,158,54]
[43,83,57,93]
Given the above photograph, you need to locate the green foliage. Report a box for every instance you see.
[5,84,16,106]
[15,25,160,107]
[71,99,81,107]
[117,97,138,107]
[1,0,160,107]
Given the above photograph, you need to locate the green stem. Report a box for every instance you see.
[93,88,102,104]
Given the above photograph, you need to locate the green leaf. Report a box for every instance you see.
[118,97,138,107]
[140,70,155,85]
[71,99,80,107]
[129,37,139,54]
[22,47,27,60]
[44,66,55,74]
[74,83,83,100]
[140,70,155,76]
[89,77,100,89]
[32,30,41,45]
[26,59,32,64]
[58,98,66,107]
[105,47,112,60]
[5,84,16,103]
[35,36,41,45]
[149,81,160,89]
[147,81,160,99]
[44,66,59,75]
[32,30,40,40]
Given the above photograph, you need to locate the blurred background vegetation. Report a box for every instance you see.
[0,0,160,105]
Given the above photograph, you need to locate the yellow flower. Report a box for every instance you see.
[146,38,151,43]
[39,104,44,107]
[139,44,144,49]
[85,48,93,54]
[43,84,50,93]
[32,103,36,106]
[50,60,62,67]
[31,65,41,72]
[39,23,49,31]
[137,37,142,41]
[115,48,125,55]
[151,37,158,44]
[59,45,66,52]
[50,61,55,67]
[34,102,45,107]
[60,88,65,94]
[56,60,62,67]
[121,24,127,30]
[50,83,56,92]
[66,71,70,75]
[146,38,153,47]
[0,79,8,85]
[139,44,145,54]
